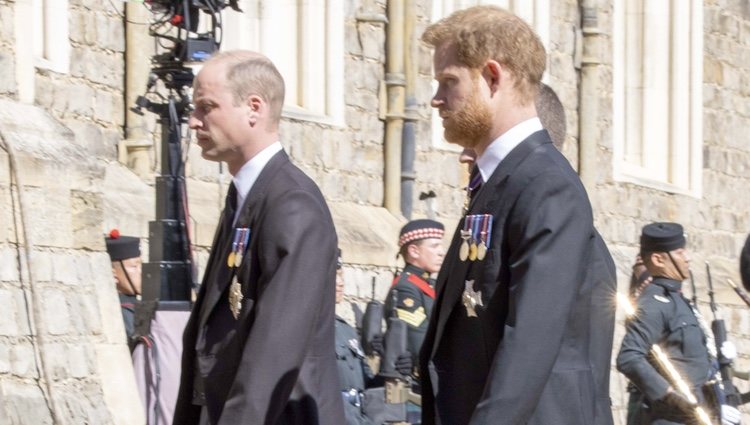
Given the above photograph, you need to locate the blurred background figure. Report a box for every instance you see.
[335,249,412,425]
[105,229,142,343]
[385,219,445,369]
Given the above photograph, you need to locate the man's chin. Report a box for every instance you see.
[444,132,477,149]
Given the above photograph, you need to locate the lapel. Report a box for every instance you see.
[197,150,289,329]
[430,131,552,358]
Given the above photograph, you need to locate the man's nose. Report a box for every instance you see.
[188,113,201,129]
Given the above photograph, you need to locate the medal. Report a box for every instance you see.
[228,275,242,319]
[228,228,251,268]
[477,214,490,261]
[459,216,473,262]
[477,242,487,261]
[462,279,483,317]
[468,215,480,261]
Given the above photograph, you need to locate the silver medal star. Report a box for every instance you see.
[462,280,483,317]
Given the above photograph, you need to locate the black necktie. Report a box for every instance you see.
[223,182,238,231]
[468,165,482,200]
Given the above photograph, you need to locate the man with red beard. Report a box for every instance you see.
[419,6,605,424]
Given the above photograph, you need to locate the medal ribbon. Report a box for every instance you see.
[471,215,481,247]
[484,214,493,246]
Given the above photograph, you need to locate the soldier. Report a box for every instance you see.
[617,222,741,425]
[335,250,412,425]
[385,219,445,367]
[104,229,142,342]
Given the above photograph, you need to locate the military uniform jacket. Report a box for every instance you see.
[419,130,602,425]
[384,264,435,363]
[616,277,713,404]
[335,315,376,425]
[173,151,345,425]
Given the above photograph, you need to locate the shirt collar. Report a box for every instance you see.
[232,141,283,215]
[475,117,543,182]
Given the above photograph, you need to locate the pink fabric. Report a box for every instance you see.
[132,309,190,425]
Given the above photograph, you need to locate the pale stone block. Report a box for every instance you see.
[12,289,30,336]
[360,24,386,62]
[0,289,17,336]
[10,342,35,378]
[71,191,105,250]
[51,253,79,286]
[0,343,9,373]
[44,343,69,380]
[0,4,14,41]
[97,14,125,52]
[67,84,95,117]
[53,380,112,424]
[0,381,53,425]
[24,188,74,249]
[72,293,103,336]
[68,344,90,379]
[94,343,146,425]
[28,250,53,283]
[42,288,70,335]
[0,249,19,282]
[344,22,362,56]
[0,52,15,94]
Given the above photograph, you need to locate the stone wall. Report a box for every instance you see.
[36,0,126,160]
[0,100,142,424]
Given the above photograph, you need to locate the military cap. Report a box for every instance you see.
[640,222,686,254]
[105,229,140,261]
[398,219,444,247]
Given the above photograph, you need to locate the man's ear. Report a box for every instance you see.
[407,243,420,260]
[482,60,503,95]
[247,94,263,126]
[649,252,666,268]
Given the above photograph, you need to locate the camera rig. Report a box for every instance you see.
[133,0,241,302]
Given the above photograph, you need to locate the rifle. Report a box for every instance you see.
[689,270,698,307]
[361,277,384,357]
[726,279,750,308]
[380,305,421,423]
[706,262,742,407]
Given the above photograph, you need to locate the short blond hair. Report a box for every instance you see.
[208,50,285,123]
[423,6,546,104]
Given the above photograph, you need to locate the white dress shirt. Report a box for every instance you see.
[231,141,283,224]
[475,117,543,183]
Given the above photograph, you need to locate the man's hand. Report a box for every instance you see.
[659,389,697,417]
[721,404,741,425]
[721,341,738,361]
[394,353,413,376]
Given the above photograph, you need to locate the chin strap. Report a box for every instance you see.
[666,251,689,281]
[118,259,140,296]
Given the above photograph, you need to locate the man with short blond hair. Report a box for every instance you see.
[174,51,344,425]
[419,6,604,424]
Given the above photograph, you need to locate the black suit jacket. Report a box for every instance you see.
[420,130,612,425]
[174,151,345,425]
